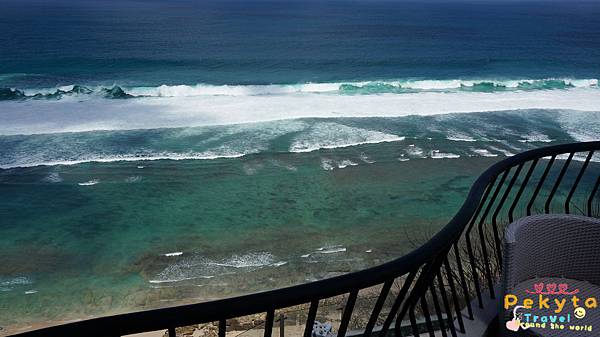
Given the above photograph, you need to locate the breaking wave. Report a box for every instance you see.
[1,111,598,169]
[149,252,286,284]
[2,82,600,137]
[1,85,132,101]
[1,78,597,101]
[289,123,405,153]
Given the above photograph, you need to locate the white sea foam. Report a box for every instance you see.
[209,252,281,268]
[163,252,183,257]
[447,135,477,142]
[337,160,358,169]
[319,158,359,170]
[1,150,247,169]
[24,290,38,295]
[518,132,553,143]
[150,255,212,284]
[359,153,375,164]
[315,246,347,254]
[271,261,288,267]
[78,179,100,186]
[405,145,425,157]
[0,277,33,292]
[556,111,600,142]
[471,148,499,157]
[430,150,461,159]
[127,83,340,97]
[15,78,591,100]
[320,158,335,171]
[555,152,600,163]
[150,252,285,284]
[0,277,32,287]
[149,276,214,284]
[319,247,347,254]
[290,122,404,152]
[122,78,599,97]
[4,122,305,168]
[3,85,600,136]
[487,146,515,157]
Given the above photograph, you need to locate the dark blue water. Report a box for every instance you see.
[1,1,600,334]
[2,0,600,87]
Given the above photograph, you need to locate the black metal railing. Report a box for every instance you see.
[11,141,600,337]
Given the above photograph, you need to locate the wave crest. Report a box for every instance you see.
[1,78,597,101]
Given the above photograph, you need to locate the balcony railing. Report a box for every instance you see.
[10,141,600,337]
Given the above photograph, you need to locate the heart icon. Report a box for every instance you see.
[506,319,520,332]
[558,284,568,293]
[546,283,557,294]
[534,283,544,293]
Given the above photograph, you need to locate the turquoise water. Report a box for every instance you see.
[1,110,599,331]
[2,0,600,333]
[0,142,493,328]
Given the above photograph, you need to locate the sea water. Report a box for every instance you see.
[1,0,600,332]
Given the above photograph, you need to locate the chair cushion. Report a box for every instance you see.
[503,277,600,337]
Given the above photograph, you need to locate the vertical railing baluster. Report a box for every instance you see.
[380,270,417,337]
[545,153,574,213]
[303,300,319,337]
[219,320,226,337]
[490,164,524,270]
[508,159,538,222]
[492,162,525,258]
[443,258,464,333]
[420,295,435,337]
[168,327,176,337]
[466,169,510,308]
[464,233,482,309]
[264,309,275,337]
[464,178,497,308]
[450,180,495,316]
[428,283,448,337]
[588,176,600,217]
[337,290,358,337]
[452,244,473,320]
[397,257,443,337]
[565,151,594,214]
[392,272,417,336]
[436,272,457,337]
[527,155,556,215]
[364,280,393,337]
[407,303,419,337]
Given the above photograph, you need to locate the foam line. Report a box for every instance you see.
[5,78,598,100]
[2,87,600,136]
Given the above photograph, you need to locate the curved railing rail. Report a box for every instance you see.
[11,141,600,337]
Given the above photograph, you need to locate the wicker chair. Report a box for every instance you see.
[501,214,600,337]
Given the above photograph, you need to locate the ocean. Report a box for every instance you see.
[1,0,600,333]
